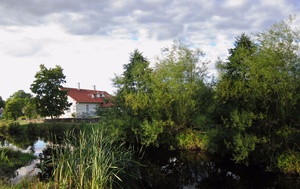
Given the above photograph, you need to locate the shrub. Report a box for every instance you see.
[176,129,208,150]
[277,150,300,174]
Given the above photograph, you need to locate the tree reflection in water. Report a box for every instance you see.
[0,123,299,188]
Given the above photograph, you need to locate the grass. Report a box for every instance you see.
[47,127,137,189]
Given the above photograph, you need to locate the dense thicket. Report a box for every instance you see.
[213,17,300,173]
[98,17,300,173]
[98,44,213,149]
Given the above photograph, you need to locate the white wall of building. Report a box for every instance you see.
[60,97,99,118]
[75,103,98,118]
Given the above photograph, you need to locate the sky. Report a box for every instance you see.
[0,0,299,100]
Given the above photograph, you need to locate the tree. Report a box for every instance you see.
[250,16,300,171]
[151,41,213,147]
[3,98,23,120]
[111,49,155,145]
[215,17,300,171]
[3,90,32,120]
[106,43,214,148]
[23,98,37,120]
[30,64,71,119]
[0,96,5,109]
[213,33,258,160]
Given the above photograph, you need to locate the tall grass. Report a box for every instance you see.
[50,127,136,189]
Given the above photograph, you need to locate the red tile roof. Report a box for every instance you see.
[61,87,113,107]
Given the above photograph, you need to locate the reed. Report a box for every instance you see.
[50,127,135,189]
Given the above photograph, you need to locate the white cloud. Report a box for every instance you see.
[0,0,299,100]
[223,0,248,9]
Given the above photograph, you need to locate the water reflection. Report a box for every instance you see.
[0,123,299,188]
[139,148,300,189]
[3,139,49,184]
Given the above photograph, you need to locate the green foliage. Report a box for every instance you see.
[49,128,138,189]
[152,42,214,147]
[214,16,300,169]
[3,90,32,120]
[0,149,10,163]
[23,98,37,120]
[277,150,300,174]
[140,119,164,147]
[3,99,23,120]
[99,17,300,174]
[0,148,35,178]
[110,49,157,146]
[226,133,258,163]
[30,64,71,119]
[107,43,214,148]
[176,129,208,150]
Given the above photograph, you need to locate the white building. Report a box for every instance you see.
[60,87,113,118]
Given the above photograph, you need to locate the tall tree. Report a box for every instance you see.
[111,49,155,145]
[152,41,212,147]
[250,16,300,171]
[214,33,258,161]
[30,64,71,119]
[215,17,300,172]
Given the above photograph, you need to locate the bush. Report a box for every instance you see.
[277,150,300,174]
[176,129,208,150]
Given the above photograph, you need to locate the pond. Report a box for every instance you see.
[4,139,299,189]
[0,123,299,188]
[0,139,49,184]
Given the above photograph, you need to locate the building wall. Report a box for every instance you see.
[60,97,99,118]
[59,96,76,118]
[75,103,98,118]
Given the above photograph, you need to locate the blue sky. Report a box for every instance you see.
[0,0,299,100]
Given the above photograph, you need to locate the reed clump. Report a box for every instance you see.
[48,127,136,189]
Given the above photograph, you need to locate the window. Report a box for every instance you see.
[86,105,89,112]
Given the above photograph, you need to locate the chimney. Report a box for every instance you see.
[78,82,80,90]
[93,85,96,91]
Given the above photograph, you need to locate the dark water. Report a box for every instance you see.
[137,148,300,189]
[1,134,299,188]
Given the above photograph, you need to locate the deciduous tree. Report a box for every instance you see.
[152,41,213,147]
[30,64,71,119]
